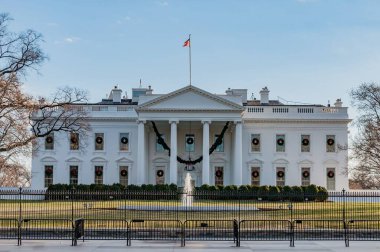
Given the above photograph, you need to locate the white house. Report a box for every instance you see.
[31,85,350,190]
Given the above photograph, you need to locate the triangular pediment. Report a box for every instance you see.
[137,85,244,112]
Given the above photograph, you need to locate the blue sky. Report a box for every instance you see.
[2,0,380,113]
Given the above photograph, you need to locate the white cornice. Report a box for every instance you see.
[138,108,244,112]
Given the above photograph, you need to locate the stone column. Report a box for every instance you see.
[169,120,178,184]
[202,120,211,185]
[137,120,146,185]
[234,121,243,185]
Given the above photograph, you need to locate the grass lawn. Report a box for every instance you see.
[0,199,379,229]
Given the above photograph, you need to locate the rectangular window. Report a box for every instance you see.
[156,167,165,185]
[185,134,195,152]
[156,134,165,152]
[70,132,79,150]
[251,167,260,186]
[119,133,129,151]
[70,166,78,185]
[276,167,285,186]
[301,135,310,152]
[326,135,335,152]
[251,134,261,152]
[327,168,336,190]
[45,133,54,150]
[301,167,311,186]
[214,134,224,152]
[94,166,103,185]
[215,166,224,186]
[44,165,53,188]
[95,133,104,151]
[119,166,128,186]
[276,134,285,152]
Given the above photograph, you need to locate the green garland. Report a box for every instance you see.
[151,121,229,165]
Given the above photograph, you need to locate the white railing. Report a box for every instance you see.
[244,106,348,119]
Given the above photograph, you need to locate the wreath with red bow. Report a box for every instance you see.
[302,170,310,178]
[302,138,309,146]
[45,167,53,175]
[120,169,128,177]
[46,136,53,144]
[95,168,103,176]
[277,171,285,178]
[252,170,260,178]
[252,138,260,145]
[327,138,335,146]
[96,136,103,144]
[277,138,285,146]
[327,171,335,178]
[156,170,164,177]
[215,170,223,178]
[70,169,78,177]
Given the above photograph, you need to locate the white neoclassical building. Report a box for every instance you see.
[31,85,350,190]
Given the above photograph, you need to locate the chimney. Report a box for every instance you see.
[146,85,153,95]
[112,85,122,103]
[259,87,270,105]
[225,88,233,95]
[334,98,343,107]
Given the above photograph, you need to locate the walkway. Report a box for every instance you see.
[0,240,379,251]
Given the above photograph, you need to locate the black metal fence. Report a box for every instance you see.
[0,189,379,247]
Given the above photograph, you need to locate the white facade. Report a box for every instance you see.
[31,85,350,190]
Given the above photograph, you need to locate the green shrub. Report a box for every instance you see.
[238,185,249,191]
[305,184,319,201]
[216,185,224,191]
[316,186,328,201]
[258,186,270,200]
[208,185,218,191]
[46,183,328,202]
[291,186,304,201]
[268,186,281,201]
[200,184,209,190]
[169,183,178,191]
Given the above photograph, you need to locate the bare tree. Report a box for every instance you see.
[0,159,31,187]
[350,82,380,189]
[0,13,89,187]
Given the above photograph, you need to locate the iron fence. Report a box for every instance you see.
[0,189,379,247]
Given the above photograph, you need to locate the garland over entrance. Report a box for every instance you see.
[151,121,230,165]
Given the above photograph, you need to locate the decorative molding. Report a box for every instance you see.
[272,158,289,165]
[115,157,134,163]
[297,159,313,165]
[246,158,264,165]
[90,157,107,163]
[65,157,82,163]
[40,156,57,163]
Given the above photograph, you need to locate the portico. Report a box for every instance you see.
[135,85,245,187]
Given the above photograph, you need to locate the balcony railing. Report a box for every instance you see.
[244,106,348,119]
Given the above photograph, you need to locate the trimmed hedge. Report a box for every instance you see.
[46,183,328,202]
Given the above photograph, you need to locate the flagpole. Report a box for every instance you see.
[189,34,191,86]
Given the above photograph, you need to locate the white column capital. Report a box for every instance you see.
[137,119,146,124]
[234,120,242,125]
[201,120,211,125]
[169,119,179,124]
